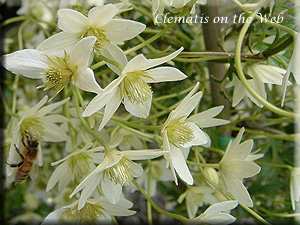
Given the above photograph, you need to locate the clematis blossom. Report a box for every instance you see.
[2,36,101,100]
[37,4,145,57]
[218,127,261,207]
[82,47,187,131]
[70,149,167,209]
[161,82,209,185]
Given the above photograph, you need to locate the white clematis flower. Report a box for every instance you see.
[70,149,167,209]
[290,167,300,210]
[46,143,105,192]
[37,4,145,57]
[82,47,187,131]
[161,82,209,185]
[41,197,135,225]
[218,127,261,207]
[226,63,287,107]
[6,95,69,177]
[187,201,238,225]
[2,36,101,100]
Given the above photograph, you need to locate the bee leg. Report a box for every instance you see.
[14,144,25,160]
[22,137,28,148]
[5,160,24,168]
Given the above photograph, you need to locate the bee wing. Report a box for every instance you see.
[29,160,40,183]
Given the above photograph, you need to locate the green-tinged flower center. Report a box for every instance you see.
[79,27,109,53]
[120,71,153,104]
[60,203,104,224]
[104,158,134,186]
[68,152,92,176]
[20,117,45,141]
[39,53,75,99]
[166,118,194,147]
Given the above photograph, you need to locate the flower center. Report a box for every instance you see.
[20,117,45,141]
[69,152,92,177]
[39,53,75,99]
[79,27,109,53]
[120,71,153,104]
[60,203,104,224]
[166,118,194,147]
[104,157,134,186]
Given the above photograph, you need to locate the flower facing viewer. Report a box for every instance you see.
[2,37,101,100]
[82,47,187,131]
[37,4,146,56]
[161,82,209,185]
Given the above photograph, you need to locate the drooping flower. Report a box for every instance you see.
[46,143,105,192]
[161,82,209,185]
[36,4,145,57]
[177,185,217,219]
[186,201,238,225]
[225,63,287,107]
[70,148,167,209]
[6,96,69,178]
[282,32,300,105]
[290,167,300,210]
[82,47,187,131]
[41,197,135,225]
[218,127,261,207]
[2,36,101,100]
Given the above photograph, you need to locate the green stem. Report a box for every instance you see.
[97,54,124,72]
[72,85,110,151]
[256,161,293,170]
[234,9,296,119]
[132,179,188,223]
[147,163,153,225]
[239,202,271,225]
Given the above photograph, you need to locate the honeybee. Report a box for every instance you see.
[6,137,39,184]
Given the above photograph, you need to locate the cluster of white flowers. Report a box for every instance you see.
[1,0,299,224]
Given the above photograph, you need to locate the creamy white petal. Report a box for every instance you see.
[289,32,300,84]
[78,174,101,209]
[36,32,78,58]
[123,94,152,118]
[102,175,122,204]
[99,198,136,216]
[246,64,285,85]
[70,36,96,68]
[144,67,187,83]
[221,171,253,207]
[169,144,193,185]
[36,97,69,117]
[100,42,127,74]
[88,4,119,27]
[98,87,122,131]
[58,9,89,33]
[223,159,261,178]
[73,67,102,94]
[43,122,68,142]
[2,49,48,79]
[123,149,167,160]
[102,19,145,45]
[41,208,66,225]
[41,115,69,123]
[46,162,67,191]
[123,47,183,73]
[187,105,230,128]
[181,122,208,148]
[26,95,48,116]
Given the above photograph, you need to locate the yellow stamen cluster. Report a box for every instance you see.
[68,152,92,177]
[20,117,45,141]
[166,118,194,147]
[79,27,109,53]
[60,203,104,224]
[120,71,153,104]
[105,158,134,186]
[39,52,75,99]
